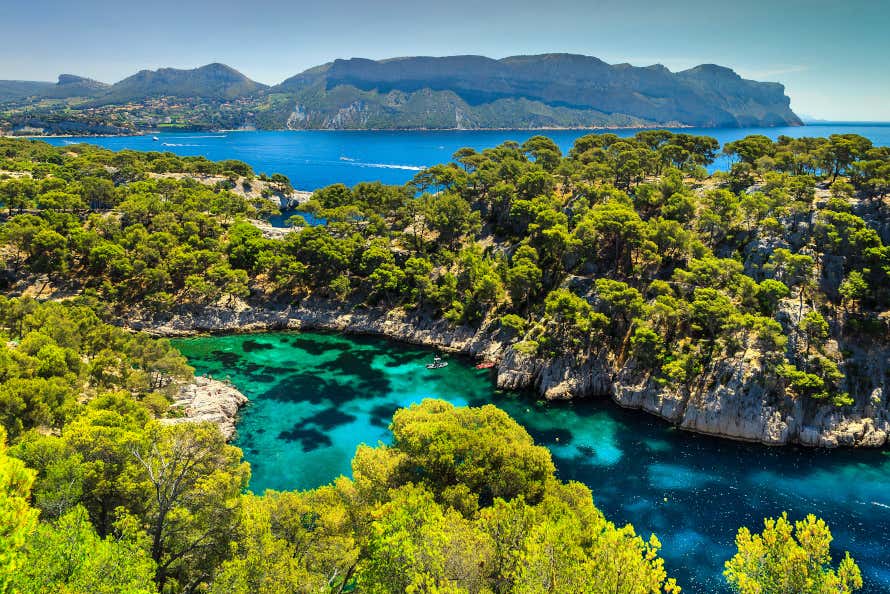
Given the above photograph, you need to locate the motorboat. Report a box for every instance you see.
[426,355,448,369]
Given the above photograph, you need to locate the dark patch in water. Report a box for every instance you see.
[551,452,599,483]
[290,335,352,356]
[278,425,333,451]
[244,362,265,374]
[577,445,596,457]
[318,348,376,373]
[250,373,279,384]
[307,407,358,430]
[379,348,429,368]
[318,349,392,396]
[261,374,364,406]
[211,350,242,367]
[242,339,274,352]
[262,376,325,403]
[257,364,298,377]
[369,403,398,428]
[321,381,371,406]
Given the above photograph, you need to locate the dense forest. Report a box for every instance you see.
[0,131,885,592]
[1,132,888,410]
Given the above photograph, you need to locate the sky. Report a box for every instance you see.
[1,0,888,120]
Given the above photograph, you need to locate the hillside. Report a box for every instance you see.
[89,63,267,104]
[0,74,108,104]
[0,54,801,134]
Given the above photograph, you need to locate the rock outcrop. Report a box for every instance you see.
[163,376,248,440]
[128,297,888,448]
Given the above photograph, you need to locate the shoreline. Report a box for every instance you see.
[129,298,889,449]
[6,121,815,140]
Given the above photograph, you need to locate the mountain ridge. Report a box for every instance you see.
[90,63,268,105]
[0,54,802,133]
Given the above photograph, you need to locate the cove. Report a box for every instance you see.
[172,331,890,593]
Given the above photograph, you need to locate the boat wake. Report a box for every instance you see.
[162,143,203,147]
[349,161,425,171]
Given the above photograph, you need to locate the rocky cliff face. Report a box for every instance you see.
[127,296,888,448]
[611,348,889,447]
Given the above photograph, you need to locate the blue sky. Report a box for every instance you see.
[2,0,888,120]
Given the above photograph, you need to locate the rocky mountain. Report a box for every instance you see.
[0,80,56,102]
[89,63,267,105]
[272,54,802,129]
[0,74,108,104]
[49,74,109,98]
[0,64,265,106]
[0,55,802,133]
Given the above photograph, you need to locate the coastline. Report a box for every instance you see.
[129,298,889,449]
[6,122,781,140]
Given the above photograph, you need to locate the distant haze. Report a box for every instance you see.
[2,0,888,120]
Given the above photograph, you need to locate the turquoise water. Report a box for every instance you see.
[45,123,890,190]
[173,331,890,594]
[267,209,324,227]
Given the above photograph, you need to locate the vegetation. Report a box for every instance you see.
[0,297,192,440]
[725,513,863,594]
[2,131,887,409]
[2,381,863,593]
[0,132,881,592]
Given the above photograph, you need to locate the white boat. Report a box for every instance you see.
[426,355,448,369]
[152,136,159,141]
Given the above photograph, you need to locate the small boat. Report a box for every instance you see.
[475,360,496,369]
[152,136,159,141]
[426,355,448,369]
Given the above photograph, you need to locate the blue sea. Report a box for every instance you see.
[45,122,890,190]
